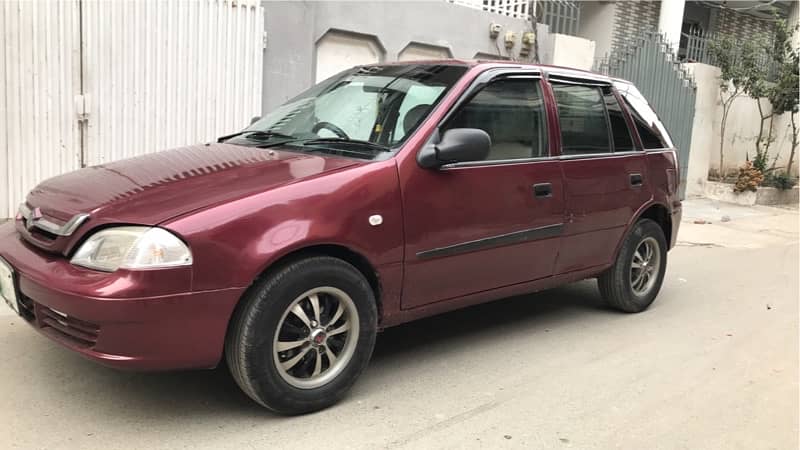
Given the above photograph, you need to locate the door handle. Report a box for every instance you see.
[532,183,552,198]
[630,173,643,187]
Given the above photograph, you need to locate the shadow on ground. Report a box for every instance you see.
[15,280,612,420]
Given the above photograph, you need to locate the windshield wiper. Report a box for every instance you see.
[300,137,390,152]
[217,130,297,143]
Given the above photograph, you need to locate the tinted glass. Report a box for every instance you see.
[613,81,673,149]
[603,87,635,152]
[446,78,548,160]
[552,84,611,155]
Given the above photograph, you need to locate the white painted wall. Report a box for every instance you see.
[685,63,719,196]
[315,31,383,83]
[577,1,616,58]
[549,33,596,70]
[685,62,798,195]
[398,43,452,61]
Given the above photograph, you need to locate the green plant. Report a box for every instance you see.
[708,35,763,175]
[752,150,770,173]
[766,16,800,175]
[771,22,799,177]
[763,171,798,190]
[710,15,799,179]
[733,161,764,193]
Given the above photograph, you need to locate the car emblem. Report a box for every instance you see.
[26,207,43,231]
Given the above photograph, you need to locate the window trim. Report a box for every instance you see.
[609,85,644,152]
[419,67,557,169]
[602,85,637,153]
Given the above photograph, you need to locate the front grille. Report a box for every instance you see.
[26,300,101,348]
[22,221,58,242]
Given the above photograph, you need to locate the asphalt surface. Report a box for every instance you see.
[1,201,798,449]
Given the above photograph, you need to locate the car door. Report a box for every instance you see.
[546,75,652,273]
[399,73,565,309]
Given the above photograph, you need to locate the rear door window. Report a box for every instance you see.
[551,83,611,155]
[603,87,635,152]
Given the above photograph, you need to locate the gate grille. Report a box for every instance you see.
[537,0,580,36]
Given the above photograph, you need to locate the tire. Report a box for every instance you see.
[225,256,377,415]
[598,219,668,313]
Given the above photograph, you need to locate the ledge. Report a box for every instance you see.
[704,181,799,206]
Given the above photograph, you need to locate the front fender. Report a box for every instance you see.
[165,159,404,292]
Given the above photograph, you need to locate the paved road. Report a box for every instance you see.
[2,202,797,449]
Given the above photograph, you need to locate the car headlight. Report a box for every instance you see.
[71,226,192,272]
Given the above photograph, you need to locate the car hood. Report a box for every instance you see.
[24,143,363,226]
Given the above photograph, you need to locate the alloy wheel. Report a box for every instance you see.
[629,236,661,296]
[272,287,359,389]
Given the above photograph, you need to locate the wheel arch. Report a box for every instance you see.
[246,243,383,318]
[608,202,672,266]
[635,203,672,246]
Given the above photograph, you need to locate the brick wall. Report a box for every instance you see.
[715,8,776,42]
[610,0,661,51]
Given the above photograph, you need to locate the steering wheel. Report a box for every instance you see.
[312,121,350,139]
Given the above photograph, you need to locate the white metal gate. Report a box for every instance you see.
[1,0,264,218]
[1,1,82,219]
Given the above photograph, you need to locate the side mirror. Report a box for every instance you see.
[418,128,491,169]
[250,116,261,125]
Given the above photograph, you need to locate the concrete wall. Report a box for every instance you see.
[548,33,596,71]
[576,0,615,57]
[685,63,718,196]
[684,62,798,196]
[261,1,537,112]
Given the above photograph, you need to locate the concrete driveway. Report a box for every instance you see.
[2,200,798,450]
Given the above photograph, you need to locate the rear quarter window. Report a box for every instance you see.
[613,81,674,149]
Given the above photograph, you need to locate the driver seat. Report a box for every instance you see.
[403,104,432,135]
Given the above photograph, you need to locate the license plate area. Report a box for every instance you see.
[0,257,20,315]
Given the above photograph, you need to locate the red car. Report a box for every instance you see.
[0,61,680,414]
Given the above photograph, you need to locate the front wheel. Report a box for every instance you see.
[225,256,377,415]
[598,219,668,313]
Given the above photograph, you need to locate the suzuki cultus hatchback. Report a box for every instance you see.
[0,61,681,414]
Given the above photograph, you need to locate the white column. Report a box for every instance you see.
[658,0,687,52]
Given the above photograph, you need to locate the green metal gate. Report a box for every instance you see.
[594,32,697,199]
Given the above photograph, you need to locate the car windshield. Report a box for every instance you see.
[224,64,468,159]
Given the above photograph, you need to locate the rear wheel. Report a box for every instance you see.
[598,219,667,313]
[225,256,377,415]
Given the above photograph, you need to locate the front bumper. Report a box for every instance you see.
[0,222,244,370]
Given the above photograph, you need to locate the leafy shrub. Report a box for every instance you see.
[763,171,798,190]
[751,151,769,173]
[733,161,764,193]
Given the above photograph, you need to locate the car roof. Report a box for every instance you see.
[366,59,632,85]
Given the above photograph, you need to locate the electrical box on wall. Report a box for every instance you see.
[522,32,535,46]
[504,31,516,49]
[489,23,502,39]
